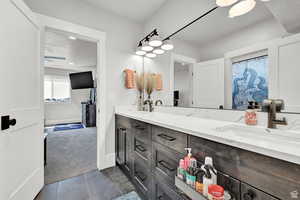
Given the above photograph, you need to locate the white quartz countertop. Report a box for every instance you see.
[115,107,300,165]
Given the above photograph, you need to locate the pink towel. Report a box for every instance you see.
[124,69,135,89]
[155,74,163,91]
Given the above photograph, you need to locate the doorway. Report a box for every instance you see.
[43,28,98,184]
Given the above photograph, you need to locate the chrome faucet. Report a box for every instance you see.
[155,99,163,106]
[262,99,288,129]
[144,99,154,112]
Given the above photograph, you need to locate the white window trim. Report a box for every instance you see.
[44,75,72,104]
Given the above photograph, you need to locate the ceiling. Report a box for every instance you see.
[84,0,167,23]
[45,28,97,69]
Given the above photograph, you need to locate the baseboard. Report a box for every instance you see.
[45,118,80,126]
[98,153,115,170]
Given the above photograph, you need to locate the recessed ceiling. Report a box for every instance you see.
[83,0,167,22]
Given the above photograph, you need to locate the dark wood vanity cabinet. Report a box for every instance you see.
[115,114,299,200]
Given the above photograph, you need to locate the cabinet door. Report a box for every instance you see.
[241,183,279,200]
[116,127,126,165]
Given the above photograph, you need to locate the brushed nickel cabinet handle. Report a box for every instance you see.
[157,134,176,141]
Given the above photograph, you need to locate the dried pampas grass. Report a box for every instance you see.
[135,73,145,94]
[146,73,155,97]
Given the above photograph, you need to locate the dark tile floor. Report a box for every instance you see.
[35,167,135,200]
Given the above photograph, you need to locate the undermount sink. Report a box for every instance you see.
[215,124,300,144]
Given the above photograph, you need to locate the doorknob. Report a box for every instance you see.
[1,115,17,131]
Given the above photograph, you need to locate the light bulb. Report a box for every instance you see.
[161,39,174,51]
[216,0,238,7]
[153,48,165,55]
[229,0,256,18]
[141,41,154,52]
[145,53,157,58]
[136,50,146,56]
[149,35,163,47]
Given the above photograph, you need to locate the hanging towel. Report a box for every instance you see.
[124,69,135,89]
[155,73,163,91]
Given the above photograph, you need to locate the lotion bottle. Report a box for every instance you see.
[202,165,213,197]
[184,148,192,170]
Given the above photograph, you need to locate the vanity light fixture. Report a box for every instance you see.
[134,7,218,58]
[146,53,157,58]
[153,48,165,55]
[216,0,238,7]
[229,0,256,18]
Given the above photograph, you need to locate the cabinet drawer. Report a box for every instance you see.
[134,137,151,161]
[152,142,184,187]
[152,175,189,200]
[152,126,187,153]
[116,115,131,129]
[132,120,151,144]
[241,183,279,200]
[133,154,151,198]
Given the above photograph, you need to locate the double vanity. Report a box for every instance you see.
[115,107,300,200]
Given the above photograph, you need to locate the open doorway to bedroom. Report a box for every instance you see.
[43,28,98,184]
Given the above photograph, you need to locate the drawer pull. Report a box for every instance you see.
[157,134,176,141]
[157,195,164,200]
[135,144,146,152]
[135,171,147,182]
[158,160,175,172]
[135,125,146,130]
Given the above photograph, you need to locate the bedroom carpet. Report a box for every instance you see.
[45,127,97,184]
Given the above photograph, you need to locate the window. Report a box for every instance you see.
[232,55,268,110]
[44,75,71,103]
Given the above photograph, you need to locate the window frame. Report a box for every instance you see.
[44,75,72,104]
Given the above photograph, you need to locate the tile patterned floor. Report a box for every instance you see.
[35,167,135,200]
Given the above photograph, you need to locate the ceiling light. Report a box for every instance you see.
[161,39,174,51]
[149,35,163,47]
[69,62,74,65]
[145,53,157,58]
[136,50,146,56]
[141,41,154,52]
[229,0,256,18]
[135,43,146,56]
[216,0,238,7]
[69,36,77,40]
[153,48,165,55]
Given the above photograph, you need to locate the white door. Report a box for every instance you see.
[193,58,225,108]
[0,1,43,200]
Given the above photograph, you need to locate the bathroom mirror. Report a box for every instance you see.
[143,0,300,113]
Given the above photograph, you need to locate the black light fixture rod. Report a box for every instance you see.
[162,6,218,41]
[138,29,158,44]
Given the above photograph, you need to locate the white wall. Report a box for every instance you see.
[24,0,144,156]
[197,18,287,61]
[174,63,191,107]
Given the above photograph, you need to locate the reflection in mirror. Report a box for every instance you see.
[142,0,300,113]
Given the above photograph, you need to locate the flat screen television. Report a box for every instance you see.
[69,71,94,89]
